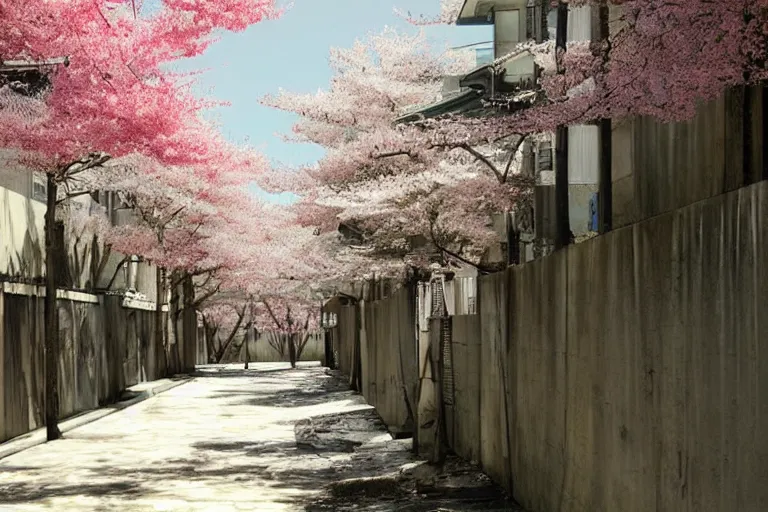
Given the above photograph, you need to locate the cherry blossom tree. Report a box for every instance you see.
[255,294,319,368]
[394,0,464,25]
[262,28,531,272]
[200,295,252,364]
[0,0,280,440]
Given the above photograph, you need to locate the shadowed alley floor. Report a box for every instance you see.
[0,363,374,511]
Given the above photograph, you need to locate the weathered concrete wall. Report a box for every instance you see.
[0,288,177,443]
[220,331,325,363]
[477,271,512,489]
[362,287,417,435]
[327,287,418,436]
[506,250,569,512]
[450,314,481,463]
[337,180,768,512]
[479,180,768,512]
[612,86,765,229]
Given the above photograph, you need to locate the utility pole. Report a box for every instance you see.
[597,0,613,233]
[554,0,572,250]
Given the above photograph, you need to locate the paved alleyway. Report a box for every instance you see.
[0,363,373,511]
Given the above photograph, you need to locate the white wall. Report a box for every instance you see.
[568,125,599,185]
[0,185,45,278]
[0,177,156,298]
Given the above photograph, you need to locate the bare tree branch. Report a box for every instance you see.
[262,299,284,331]
[428,220,494,274]
[56,189,93,204]
[214,306,246,363]
[192,282,221,309]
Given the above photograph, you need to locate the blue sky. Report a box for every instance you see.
[171,0,491,200]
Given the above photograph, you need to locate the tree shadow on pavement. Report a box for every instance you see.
[0,366,375,509]
[192,368,293,379]
[0,481,143,504]
[208,368,358,408]
[81,434,360,505]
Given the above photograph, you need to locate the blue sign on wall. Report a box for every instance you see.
[589,192,599,232]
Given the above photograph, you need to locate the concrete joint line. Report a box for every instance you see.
[0,377,194,461]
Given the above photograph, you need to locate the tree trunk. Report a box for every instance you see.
[182,274,196,372]
[214,311,244,363]
[203,318,218,363]
[244,327,251,370]
[44,173,62,441]
[295,331,310,361]
[288,332,298,368]
[169,272,182,374]
[155,266,166,375]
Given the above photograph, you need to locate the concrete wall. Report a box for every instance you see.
[221,331,325,363]
[0,285,183,443]
[327,288,418,436]
[612,86,765,229]
[450,314,482,463]
[483,181,768,511]
[361,286,418,435]
[337,180,768,512]
[328,304,358,380]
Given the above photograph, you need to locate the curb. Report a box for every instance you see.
[0,377,193,461]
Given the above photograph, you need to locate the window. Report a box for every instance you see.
[467,296,477,315]
[537,140,553,173]
[547,7,558,41]
[495,9,521,62]
[527,0,546,41]
[527,2,535,39]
